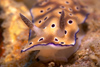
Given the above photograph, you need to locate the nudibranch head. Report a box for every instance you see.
[20,0,88,52]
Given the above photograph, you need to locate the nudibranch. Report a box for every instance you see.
[20,0,88,63]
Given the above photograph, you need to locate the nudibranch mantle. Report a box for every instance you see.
[20,0,88,63]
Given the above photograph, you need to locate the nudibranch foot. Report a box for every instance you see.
[32,31,85,63]
[21,43,75,53]
[23,32,83,64]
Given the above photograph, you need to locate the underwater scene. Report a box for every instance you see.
[0,0,100,67]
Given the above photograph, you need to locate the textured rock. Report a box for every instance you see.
[0,0,31,67]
